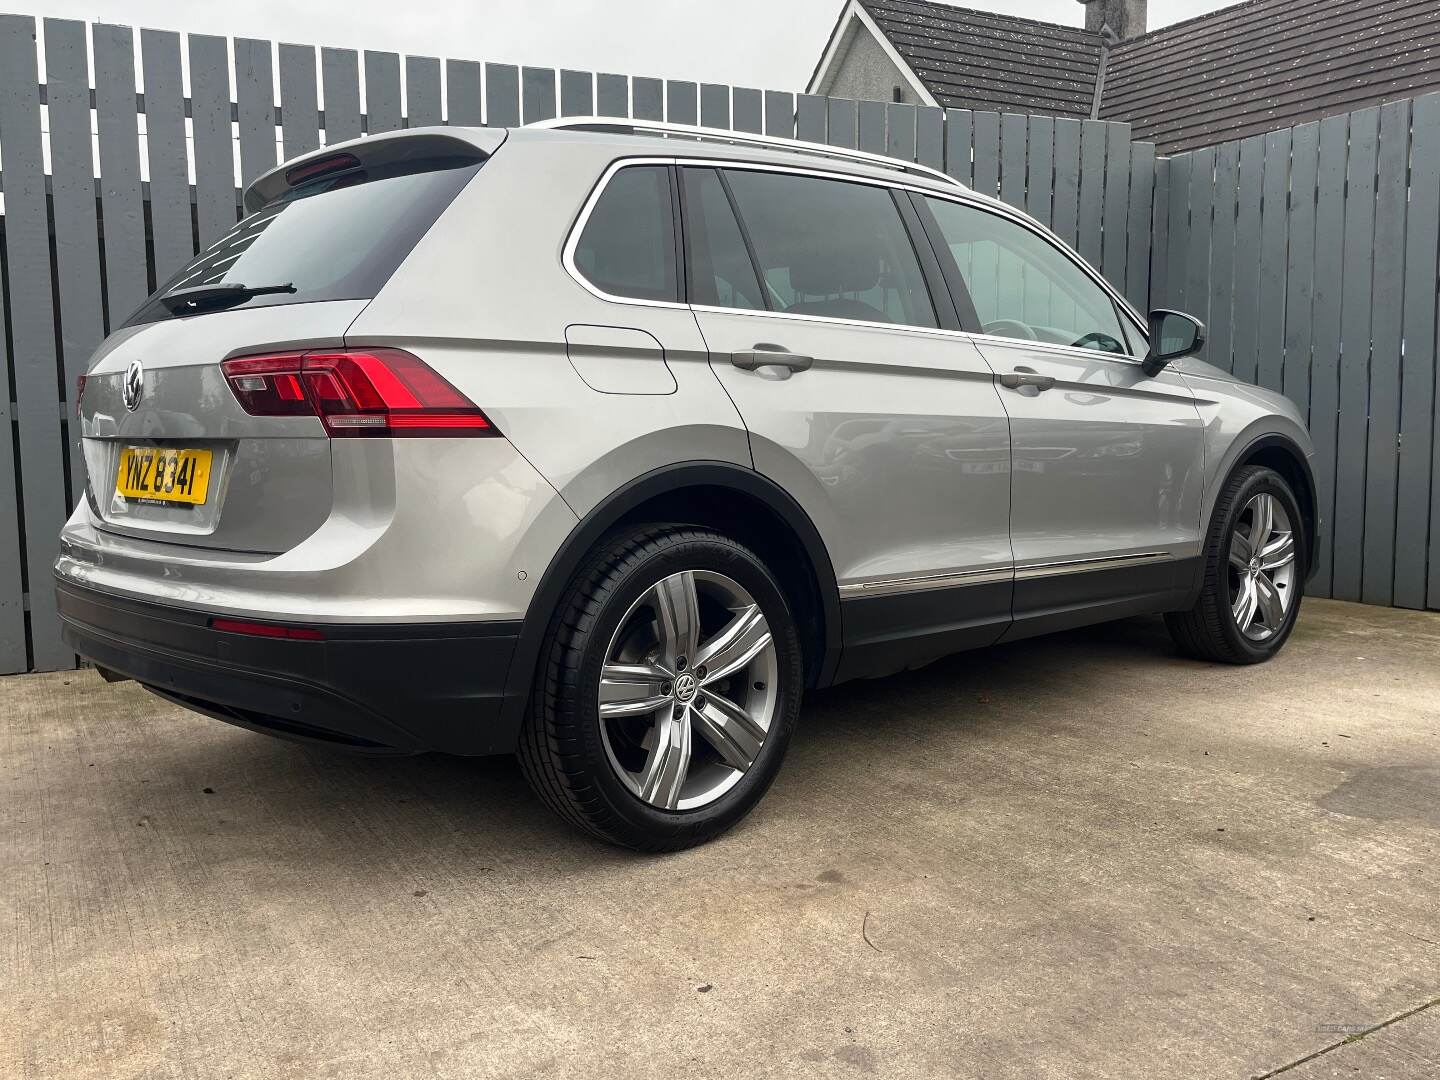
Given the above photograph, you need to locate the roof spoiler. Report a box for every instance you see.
[243,127,507,214]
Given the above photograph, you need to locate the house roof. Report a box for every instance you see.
[1103,0,1440,152]
[813,0,1440,154]
[858,0,1102,119]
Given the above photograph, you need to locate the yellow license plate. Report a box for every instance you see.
[116,447,213,505]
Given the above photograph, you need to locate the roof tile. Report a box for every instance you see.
[859,0,1102,118]
[851,0,1440,153]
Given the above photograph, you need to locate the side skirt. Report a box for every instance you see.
[1001,556,1201,644]
[832,556,1203,682]
[835,579,1011,682]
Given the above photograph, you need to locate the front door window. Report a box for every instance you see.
[923,196,1131,355]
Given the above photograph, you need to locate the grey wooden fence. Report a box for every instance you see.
[1153,93,1440,613]
[0,15,1161,674]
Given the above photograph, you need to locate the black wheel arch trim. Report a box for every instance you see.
[498,461,844,733]
[1222,433,1320,579]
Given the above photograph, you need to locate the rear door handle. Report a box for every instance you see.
[731,346,814,373]
[1000,371,1056,391]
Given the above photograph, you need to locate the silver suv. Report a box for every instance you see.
[56,121,1317,850]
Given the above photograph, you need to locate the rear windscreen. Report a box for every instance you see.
[125,156,482,326]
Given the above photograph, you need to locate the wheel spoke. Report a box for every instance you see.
[695,604,772,685]
[1259,532,1296,571]
[598,565,779,812]
[1251,494,1275,547]
[1229,528,1253,568]
[637,709,692,809]
[1232,575,1258,631]
[599,662,671,719]
[1254,573,1285,629]
[693,690,766,771]
[652,572,701,669]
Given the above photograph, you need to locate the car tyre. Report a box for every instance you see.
[518,524,804,851]
[1166,464,1307,664]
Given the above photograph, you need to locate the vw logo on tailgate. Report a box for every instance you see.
[122,358,145,412]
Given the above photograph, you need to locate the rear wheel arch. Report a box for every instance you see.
[499,463,842,735]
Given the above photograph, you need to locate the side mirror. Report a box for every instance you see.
[1143,309,1206,377]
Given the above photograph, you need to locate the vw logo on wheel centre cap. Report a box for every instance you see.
[674,672,697,703]
[122,359,144,412]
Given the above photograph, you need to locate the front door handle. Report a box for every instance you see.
[731,345,814,373]
[1000,371,1056,391]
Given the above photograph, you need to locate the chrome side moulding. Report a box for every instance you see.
[1012,551,1174,581]
[840,552,1176,598]
[837,566,1013,598]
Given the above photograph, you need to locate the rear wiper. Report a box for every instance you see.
[159,282,296,314]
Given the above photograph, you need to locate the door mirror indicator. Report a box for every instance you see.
[1143,310,1206,377]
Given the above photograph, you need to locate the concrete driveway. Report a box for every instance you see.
[4,597,1438,1079]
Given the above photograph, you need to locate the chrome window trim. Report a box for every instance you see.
[563,155,1153,372]
[953,328,1146,368]
[563,156,688,310]
[840,552,1177,598]
[687,301,964,341]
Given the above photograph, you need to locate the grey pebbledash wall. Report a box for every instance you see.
[0,14,1436,673]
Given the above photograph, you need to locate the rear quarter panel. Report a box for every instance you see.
[344,135,752,522]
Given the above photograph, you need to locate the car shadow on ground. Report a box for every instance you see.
[158,614,1186,865]
[805,612,1179,711]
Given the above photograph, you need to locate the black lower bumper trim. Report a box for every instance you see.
[56,578,524,755]
[147,687,400,752]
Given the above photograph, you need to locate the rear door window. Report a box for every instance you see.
[126,155,483,326]
[721,169,937,328]
[574,165,679,303]
[680,167,765,311]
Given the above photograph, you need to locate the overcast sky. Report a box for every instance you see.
[34,0,1239,91]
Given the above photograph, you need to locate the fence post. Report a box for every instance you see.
[0,15,69,670]
[1399,94,1440,610]
[46,18,107,507]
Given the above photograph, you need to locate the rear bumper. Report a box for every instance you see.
[56,578,523,755]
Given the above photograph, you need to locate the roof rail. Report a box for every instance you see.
[529,116,966,190]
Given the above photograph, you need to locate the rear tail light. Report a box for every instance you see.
[220,348,498,438]
[75,374,89,419]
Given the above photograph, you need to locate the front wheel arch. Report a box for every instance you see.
[1168,463,1307,663]
[1219,435,1318,580]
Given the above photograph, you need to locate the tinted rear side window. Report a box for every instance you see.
[722,170,936,328]
[574,165,679,303]
[126,156,482,326]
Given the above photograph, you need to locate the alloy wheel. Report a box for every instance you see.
[1228,492,1297,641]
[597,570,778,811]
